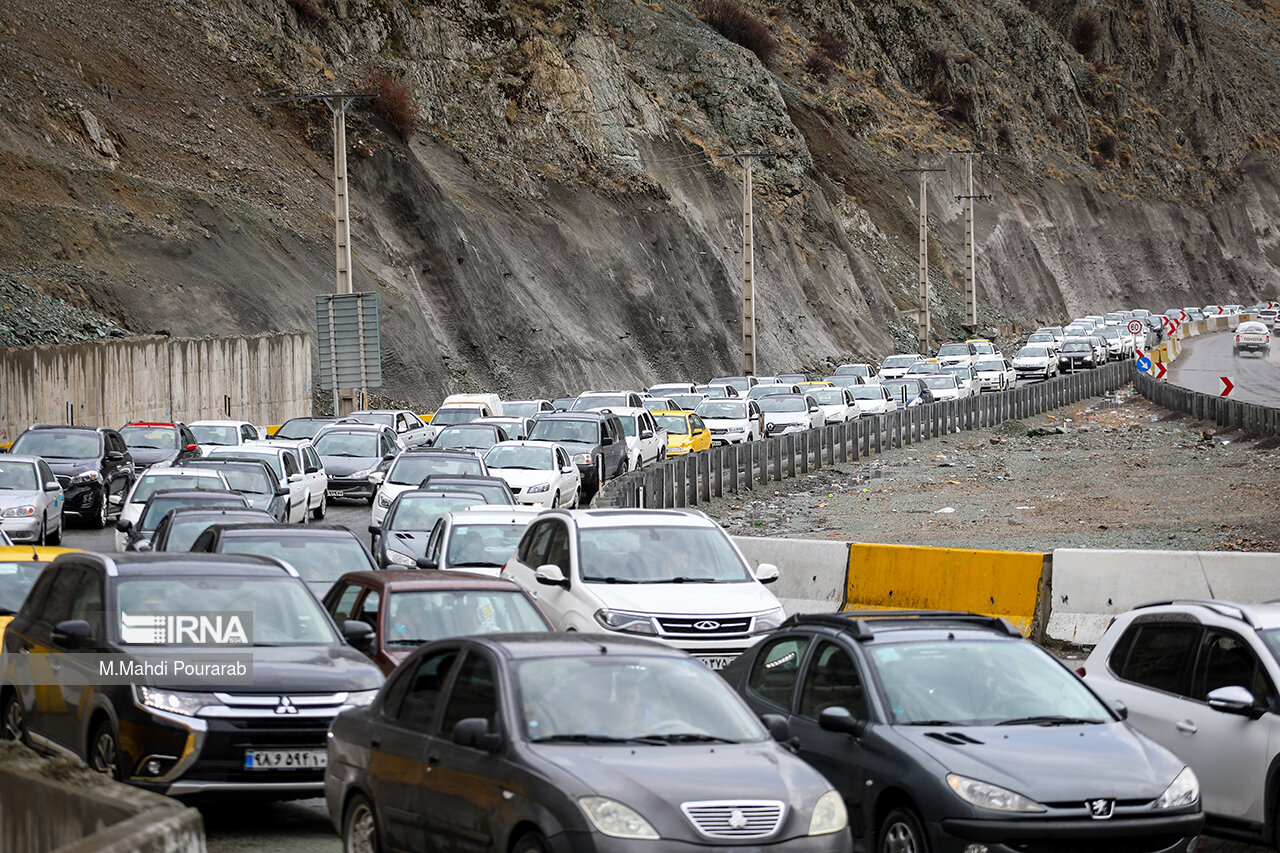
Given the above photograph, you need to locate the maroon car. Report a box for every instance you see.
[321,570,552,674]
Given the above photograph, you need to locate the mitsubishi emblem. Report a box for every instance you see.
[275,696,299,715]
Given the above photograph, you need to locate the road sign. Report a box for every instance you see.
[1179,311,1188,322]
[1127,320,1144,335]
[1136,356,1151,373]
[315,293,383,399]
[1155,362,1167,379]
[1220,376,1234,397]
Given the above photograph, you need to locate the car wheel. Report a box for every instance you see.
[312,492,327,521]
[93,489,109,529]
[2,692,25,743]
[36,515,46,546]
[634,455,642,471]
[88,719,121,780]
[47,515,63,546]
[512,831,549,853]
[343,792,381,853]
[551,491,560,509]
[879,807,929,853]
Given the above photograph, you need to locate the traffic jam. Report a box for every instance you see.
[1,302,1278,853]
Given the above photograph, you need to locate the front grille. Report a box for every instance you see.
[657,617,752,636]
[55,475,72,488]
[1008,837,1181,853]
[682,801,784,839]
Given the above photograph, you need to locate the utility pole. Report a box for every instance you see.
[953,150,992,328]
[738,154,756,376]
[900,167,946,354]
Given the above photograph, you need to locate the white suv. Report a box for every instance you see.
[500,508,784,670]
[1082,599,1280,844]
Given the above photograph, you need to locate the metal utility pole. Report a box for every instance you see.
[900,167,946,354]
[739,154,756,376]
[953,150,992,328]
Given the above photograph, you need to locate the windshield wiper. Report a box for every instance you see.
[898,719,963,726]
[662,576,719,584]
[531,734,667,745]
[638,732,738,743]
[995,715,1105,727]
[324,453,366,458]
[451,561,503,568]
[388,639,430,646]
[583,576,638,584]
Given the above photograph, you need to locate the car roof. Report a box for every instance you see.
[0,455,42,466]
[534,412,611,422]
[489,440,566,451]
[208,523,360,540]
[470,632,686,660]
[50,550,298,577]
[1130,599,1280,631]
[161,507,271,521]
[189,420,250,427]
[540,508,714,529]
[332,569,524,591]
[782,610,1023,642]
[122,422,179,428]
[23,424,106,434]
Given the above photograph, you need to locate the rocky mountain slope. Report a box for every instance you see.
[1,0,1278,403]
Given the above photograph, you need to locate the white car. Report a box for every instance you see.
[934,342,978,369]
[920,374,963,401]
[204,445,310,523]
[647,382,698,397]
[422,404,489,443]
[846,383,898,415]
[343,409,434,449]
[877,354,925,380]
[473,415,535,441]
[570,390,645,411]
[247,438,328,521]
[941,365,980,397]
[371,448,489,525]
[1235,321,1271,356]
[501,399,555,418]
[420,506,543,576]
[694,398,763,444]
[484,441,581,509]
[1025,332,1059,353]
[187,420,264,455]
[1013,345,1058,380]
[114,466,230,550]
[831,363,878,382]
[500,508,784,669]
[588,407,665,470]
[804,386,860,424]
[972,357,1016,392]
[758,393,823,437]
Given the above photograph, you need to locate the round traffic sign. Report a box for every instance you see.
[1136,356,1151,373]
[1127,319,1144,335]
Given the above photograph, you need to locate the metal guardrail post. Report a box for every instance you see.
[799,432,810,474]
[699,451,711,502]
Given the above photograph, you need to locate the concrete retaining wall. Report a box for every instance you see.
[0,333,311,443]
[734,537,849,614]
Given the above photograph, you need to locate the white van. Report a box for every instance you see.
[424,394,504,442]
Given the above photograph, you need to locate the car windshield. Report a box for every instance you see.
[132,473,225,503]
[386,588,547,646]
[883,381,920,399]
[711,377,750,392]
[434,428,499,451]
[936,344,968,356]
[141,494,245,531]
[974,360,1004,372]
[528,419,598,444]
[314,431,379,458]
[11,430,101,459]
[389,454,484,484]
[420,481,511,503]
[881,356,918,368]
[275,419,330,440]
[747,385,791,399]
[870,639,1110,726]
[670,395,706,410]
[571,395,627,411]
[654,415,690,435]
[0,463,39,491]
[848,386,883,400]
[116,576,335,645]
[517,655,765,743]
[921,376,957,390]
[190,425,239,446]
[162,513,267,551]
[1027,335,1053,344]
[445,522,530,569]
[1098,328,1120,339]
[219,535,375,584]
[0,561,44,615]
[834,365,870,376]
[431,407,483,426]
[972,343,995,354]
[1016,346,1048,358]
[906,363,939,374]
[579,524,751,583]
[698,386,730,398]
[120,426,178,450]
[196,464,272,495]
[809,389,846,405]
[942,368,969,379]
[1062,341,1091,353]
[485,445,555,470]
[696,401,748,419]
[757,396,806,413]
[389,495,487,531]
[502,402,541,418]
[214,449,283,479]
[348,413,395,427]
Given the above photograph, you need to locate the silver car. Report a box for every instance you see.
[0,455,64,545]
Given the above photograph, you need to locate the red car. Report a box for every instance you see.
[321,570,552,674]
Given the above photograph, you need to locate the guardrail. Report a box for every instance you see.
[598,360,1132,508]
[1133,363,1280,437]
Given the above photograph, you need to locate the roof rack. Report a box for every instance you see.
[1133,599,1255,627]
[784,610,1022,640]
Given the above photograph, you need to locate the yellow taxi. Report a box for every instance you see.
[0,546,82,633]
[797,380,834,389]
[652,411,712,457]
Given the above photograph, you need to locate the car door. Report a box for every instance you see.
[299,444,326,507]
[553,447,577,507]
[12,566,80,741]
[603,418,626,476]
[688,413,710,451]
[748,400,764,437]
[324,580,365,629]
[280,451,307,521]
[37,459,64,529]
[102,431,133,510]
[513,520,578,628]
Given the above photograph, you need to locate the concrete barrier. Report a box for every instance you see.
[843,543,1051,638]
[734,536,849,614]
[1047,548,1280,645]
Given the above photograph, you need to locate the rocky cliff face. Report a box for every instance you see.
[1,0,1278,403]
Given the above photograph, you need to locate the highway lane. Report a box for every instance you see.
[1167,330,1280,406]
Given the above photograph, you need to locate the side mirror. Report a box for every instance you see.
[600,435,613,446]
[451,717,503,751]
[275,487,290,497]
[305,466,320,474]
[106,451,124,461]
[368,525,382,536]
[53,619,92,649]
[534,564,568,586]
[341,619,376,652]
[135,541,153,553]
[415,557,438,570]
[288,473,304,483]
[561,466,576,474]
[44,482,61,492]
[1108,699,1128,721]
[1207,685,1260,717]
[369,472,385,485]
[640,430,654,440]
[115,518,133,533]
[819,706,868,738]
[382,451,397,461]
[754,563,780,584]
[760,713,791,743]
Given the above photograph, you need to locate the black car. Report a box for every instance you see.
[313,424,401,504]
[149,506,275,552]
[0,551,383,797]
[117,422,202,470]
[722,611,1203,853]
[369,490,488,569]
[325,633,851,852]
[881,379,935,408]
[418,474,515,504]
[175,458,290,521]
[6,424,135,528]
[1057,340,1097,372]
[189,523,380,598]
[273,417,337,441]
[117,488,250,552]
[525,412,628,497]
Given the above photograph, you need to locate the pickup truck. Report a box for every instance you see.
[589,406,666,470]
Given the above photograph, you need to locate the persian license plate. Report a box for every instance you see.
[244,749,327,770]
[697,656,734,671]
[326,489,342,498]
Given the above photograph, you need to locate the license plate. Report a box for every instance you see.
[697,656,734,671]
[326,489,341,498]
[244,749,327,770]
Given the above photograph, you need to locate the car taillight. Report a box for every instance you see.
[1074,666,1086,677]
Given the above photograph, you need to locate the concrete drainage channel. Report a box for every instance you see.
[597,359,1133,509]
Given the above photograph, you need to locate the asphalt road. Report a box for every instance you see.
[1167,330,1280,405]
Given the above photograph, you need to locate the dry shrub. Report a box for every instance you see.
[948,88,975,124]
[1072,11,1102,57]
[286,0,328,23]
[696,0,778,64]
[925,44,949,77]
[1047,112,1068,133]
[804,52,835,82]
[996,123,1012,145]
[1090,151,1109,170]
[1096,132,1118,160]
[814,29,848,62]
[356,66,422,140]
[873,67,887,87]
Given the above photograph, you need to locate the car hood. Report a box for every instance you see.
[0,491,43,509]
[763,412,808,424]
[383,530,429,557]
[584,580,777,616]
[146,643,384,692]
[129,448,178,467]
[547,439,600,455]
[322,456,379,476]
[894,722,1180,802]
[494,469,558,489]
[700,417,749,428]
[40,458,100,477]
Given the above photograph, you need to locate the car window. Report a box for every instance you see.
[440,651,499,735]
[303,446,321,472]
[425,520,444,564]
[68,570,104,639]
[394,648,460,729]
[37,459,57,487]
[1193,630,1274,708]
[329,583,362,622]
[282,453,300,477]
[1112,623,1199,695]
[799,642,866,720]
[39,568,83,626]
[690,414,706,431]
[518,521,555,567]
[544,523,570,572]
[356,589,381,645]
[747,635,810,709]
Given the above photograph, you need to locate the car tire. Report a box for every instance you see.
[512,831,549,853]
[551,491,560,509]
[92,489,109,529]
[312,492,327,521]
[47,515,63,546]
[878,806,929,853]
[88,719,122,780]
[343,792,382,853]
[36,515,47,546]
[2,692,25,743]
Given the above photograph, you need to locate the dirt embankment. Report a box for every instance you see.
[703,389,1280,553]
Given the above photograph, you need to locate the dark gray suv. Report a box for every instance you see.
[525,412,627,497]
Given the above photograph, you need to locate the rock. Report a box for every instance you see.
[78,109,118,160]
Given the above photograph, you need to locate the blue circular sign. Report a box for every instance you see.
[1136,357,1152,373]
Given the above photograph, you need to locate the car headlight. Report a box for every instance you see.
[137,686,223,717]
[527,483,550,493]
[350,468,375,479]
[1,505,36,518]
[579,797,659,839]
[754,606,787,633]
[377,492,392,508]
[344,689,380,708]
[946,774,1045,813]
[572,453,592,465]
[70,470,101,485]
[385,550,417,567]
[1154,766,1199,810]
[809,790,848,835]
[594,609,657,635]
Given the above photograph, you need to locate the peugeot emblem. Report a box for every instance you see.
[275,697,299,715]
[727,809,749,830]
[693,620,721,631]
[1086,798,1114,819]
